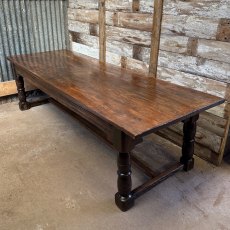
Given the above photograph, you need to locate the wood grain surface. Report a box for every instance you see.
[8,50,224,138]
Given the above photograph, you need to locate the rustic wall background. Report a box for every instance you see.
[0,0,68,82]
[68,0,230,165]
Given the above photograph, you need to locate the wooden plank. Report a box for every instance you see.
[68,0,98,9]
[197,39,230,64]
[158,51,230,83]
[113,12,153,32]
[157,66,228,99]
[71,32,99,48]
[149,0,164,76]
[163,0,230,18]
[139,0,230,19]
[160,34,189,54]
[68,8,99,24]
[106,25,151,46]
[68,20,93,35]
[68,0,133,12]
[106,0,132,12]
[99,0,106,62]
[162,15,219,40]
[0,81,17,97]
[68,10,115,27]
[0,80,36,97]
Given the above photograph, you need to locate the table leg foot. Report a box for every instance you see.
[19,101,31,111]
[115,193,134,212]
[180,157,194,172]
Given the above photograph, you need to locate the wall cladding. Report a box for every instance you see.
[68,0,230,165]
[0,0,68,82]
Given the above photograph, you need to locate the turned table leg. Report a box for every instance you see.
[180,114,199,171]
[115,151,134,211]
[15,74,31,111]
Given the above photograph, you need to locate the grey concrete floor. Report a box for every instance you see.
[0,102,230,230]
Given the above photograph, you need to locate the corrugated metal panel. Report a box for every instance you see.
[0,0,68,82]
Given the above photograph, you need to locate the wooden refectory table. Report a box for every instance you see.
[8,50,225,211]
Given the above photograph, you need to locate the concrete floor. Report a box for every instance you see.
[0,102,230,230]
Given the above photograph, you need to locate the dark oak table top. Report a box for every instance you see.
[8,50,225,138]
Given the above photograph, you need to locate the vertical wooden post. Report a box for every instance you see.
[132,0,140,12]
[149,0,164,77]
[99,0,106,62]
